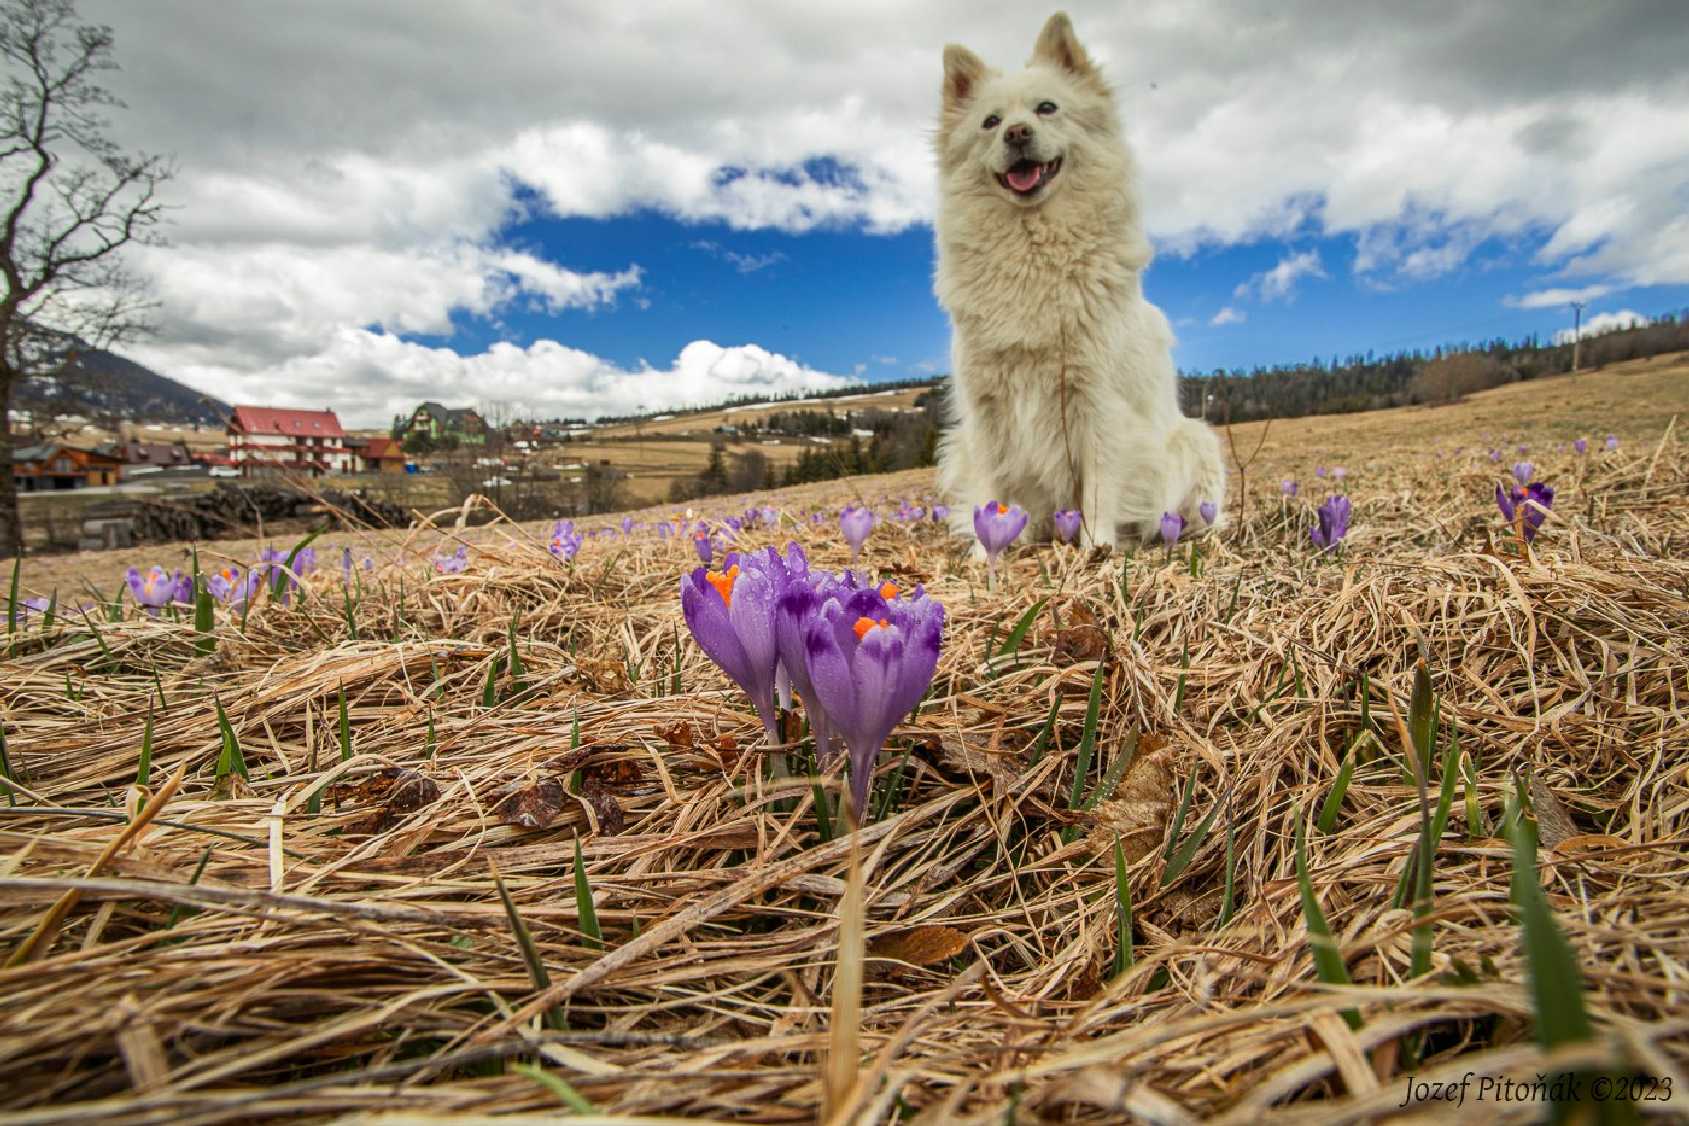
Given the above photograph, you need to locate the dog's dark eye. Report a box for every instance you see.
[982,113,1001,130]
[1036,101,1058,116]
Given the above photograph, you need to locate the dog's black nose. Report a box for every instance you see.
[1004,123,1032,145]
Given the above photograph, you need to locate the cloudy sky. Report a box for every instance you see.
[72,0,1689,426]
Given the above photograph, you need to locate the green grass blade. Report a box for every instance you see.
[1172,639,1190,715]
[193,582,215,657]
[1505,790,1593,1047]
[573,837,604,951]
[1317,752,1358,834]
[212,695,249,782]
[512,1062,596,1113]
[995,597,1047,660]
[1066,659,1106,809]
[1161,776,1224,887]
[1163,770,1198,862]
[1025,695,1061,766]
[1295,806,1361,1029]
[873,746,912,822]
[481,655,503,708]
[490,861,564,1030]
[1217,809,1238,928]
[812,779,834,843]
[1080,727,1139,812]
[424,712,437,761]
[137,707,154,788]
[1111,835,1134,978]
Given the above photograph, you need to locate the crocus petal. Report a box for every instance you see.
[680,570,755,691]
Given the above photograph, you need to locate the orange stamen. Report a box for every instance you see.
[879,581,899,600]
[995,503,1007,514]
[706,564,740,607]
[853,616,890,640]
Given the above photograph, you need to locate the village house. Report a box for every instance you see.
[109,439,195,476]
[226,405,355,478]
[401,401,486,446]
[347,435,407,474]
[12,442,124,491]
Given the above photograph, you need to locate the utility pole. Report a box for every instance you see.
[1569,301,1585,371]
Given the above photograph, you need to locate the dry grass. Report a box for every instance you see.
[1,361,1686,1124]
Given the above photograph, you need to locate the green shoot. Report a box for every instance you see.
[573,837,604,952]
[1110,835,1133,978]
[1295,805,1361,1029]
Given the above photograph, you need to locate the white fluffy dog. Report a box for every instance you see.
[933,11,1226,551]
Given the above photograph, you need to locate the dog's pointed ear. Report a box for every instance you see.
[942,44,987,113]
[1030,12,1097,80]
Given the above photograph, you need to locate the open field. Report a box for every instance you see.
[1,358,1685,1123]
[589,385,934,440]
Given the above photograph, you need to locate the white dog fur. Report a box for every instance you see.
[933,11,1226,551]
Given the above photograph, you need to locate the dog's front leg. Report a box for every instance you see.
[1077,446,1118,553]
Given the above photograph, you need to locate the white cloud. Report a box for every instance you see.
[1554,309,1646,343]
[1504,284,1615,309]
[1234,250,1326,302]
[1210,306,1246,325]
[125,332,851,423]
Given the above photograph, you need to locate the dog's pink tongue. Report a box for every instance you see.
[1005,164,1042,191]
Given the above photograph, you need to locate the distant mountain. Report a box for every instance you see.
[14,346,231,427]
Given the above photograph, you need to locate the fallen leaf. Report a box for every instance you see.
[1529,773,1578,850]
[493,777,567,829]
[578,777,625,836]
[327,766,441,833]
[1051,624,1108,664]
[656,720,695,749]
[868,925,969,966]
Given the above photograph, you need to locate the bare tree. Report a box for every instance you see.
[0,0,170,556]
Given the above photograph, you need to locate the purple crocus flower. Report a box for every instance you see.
[1315,466,1328,478]
[973,501,1028,584]
[1573,437,1589,455]
[1489,449,1502,462]
[1159,512,1184,548]
[549,520,583,561]
[1496,481,1554,542]
[1282,480,1299,496]
[362,555,375,572]
[1309,495,1352,552]
[1605,434,1619,451]
[621,516,635,534]
[839,505,875,563]
[341,547,353,584]
[1198,500,1218,527]
[680,549,792,746]
[1332,467,1346,480]
[1053,509,1081,543]
[13,595,50,624]
[1517,444,1528,455]
[930,503,949,523]
[1512,461,1534,486]
[759,505,778,527]
[125,566,191,615]
[433,545,468,574]
[800,583,944,822]
[207,564,260,606]
[693,530,715,566]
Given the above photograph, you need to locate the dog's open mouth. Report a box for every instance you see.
[997,157,1061,196]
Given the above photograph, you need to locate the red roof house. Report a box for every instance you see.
[227,406,354,478]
